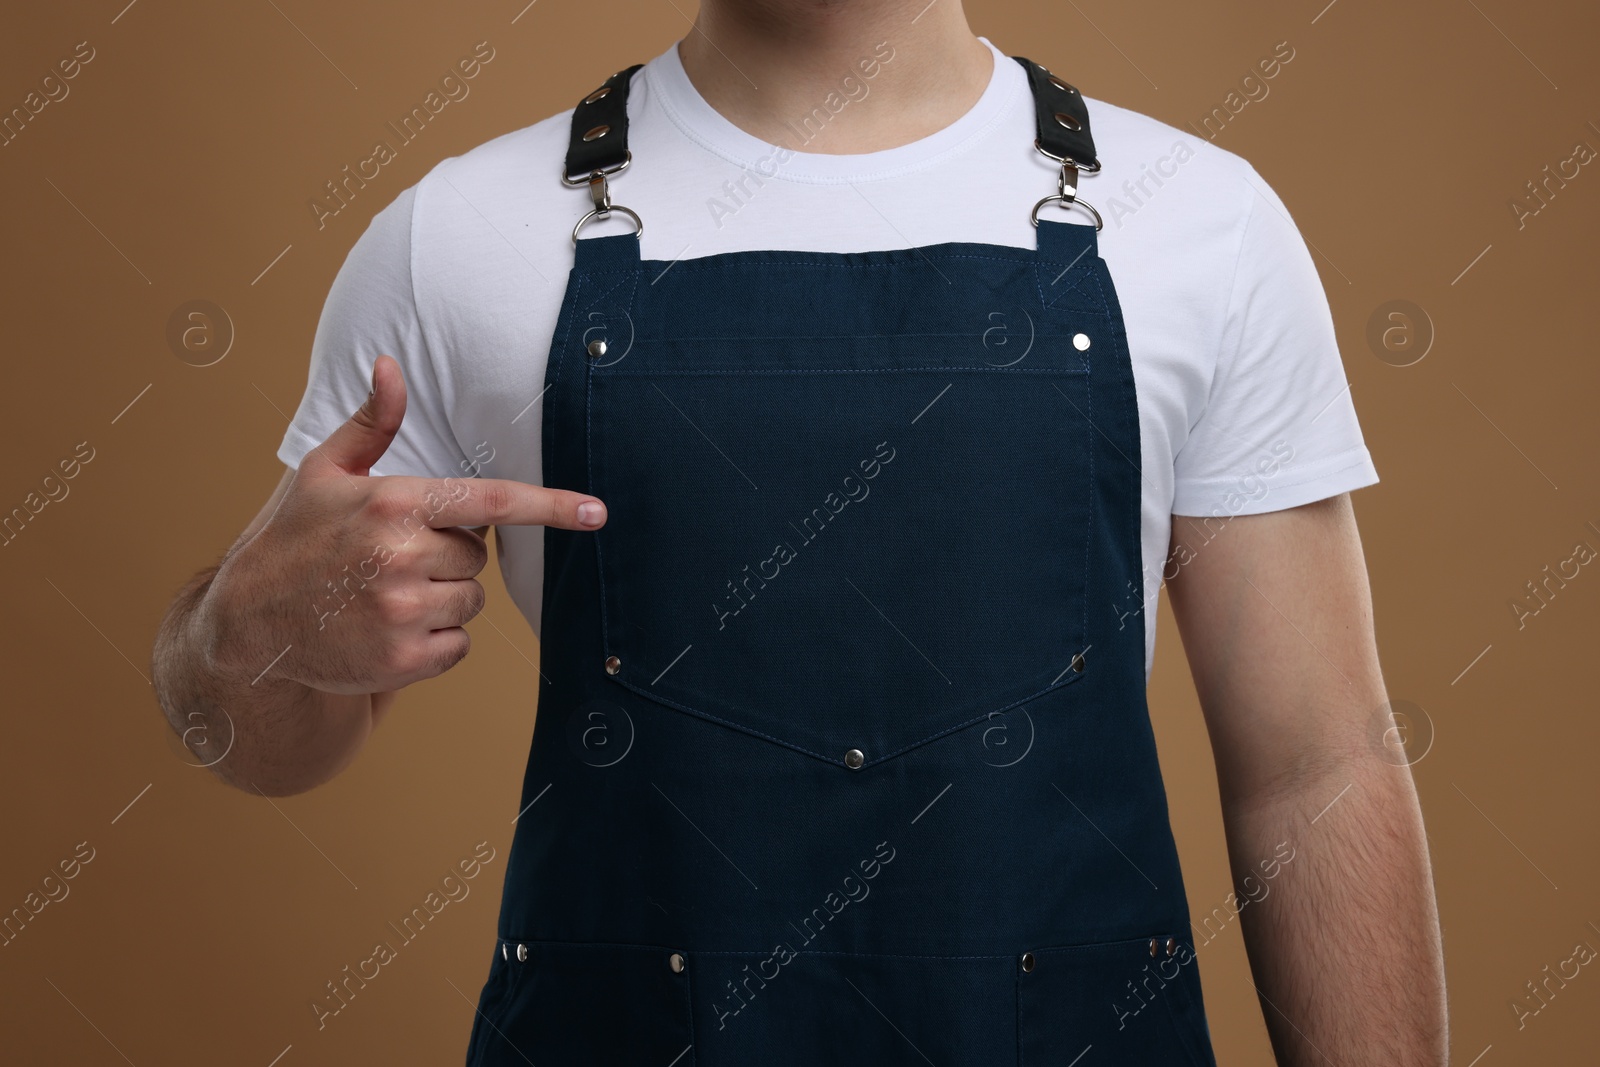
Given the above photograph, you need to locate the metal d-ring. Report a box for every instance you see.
[1030,193,1104,231]
[1029,137,1103,230]
[572,203,644,243]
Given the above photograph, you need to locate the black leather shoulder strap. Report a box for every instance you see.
[1010,56,1099,171]
[563,64,645,182]
[563,57,1095,179]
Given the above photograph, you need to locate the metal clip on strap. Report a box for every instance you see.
[564,64,645,243]
[564,58,1096,238]
[1011,56,1103,231]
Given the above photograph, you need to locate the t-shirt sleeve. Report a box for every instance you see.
[1169,163,1379,517]
[276,183,467,479]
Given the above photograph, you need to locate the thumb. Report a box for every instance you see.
[311,355,408,476]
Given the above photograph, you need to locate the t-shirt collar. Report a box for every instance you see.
[644,35,1019,184]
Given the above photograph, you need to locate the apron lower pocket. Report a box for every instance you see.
[467,939,694,1067]
[1018,934,1216,1067]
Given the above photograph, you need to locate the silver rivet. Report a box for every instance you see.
[1054,111,1082,132]
[582,124,610,142]
[669,952,686,973]
[1165,937,1178,957]
[844,749,865,770]
[1148,938,1159,957]
[1021,952,1036,973]
[516,943,528,962]
[587,339,608,359]
[501,943,508,961]
[604,655,621,675]
[1072,333,1091,351]
[584,86,612,104]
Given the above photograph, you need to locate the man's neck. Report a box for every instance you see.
[678,0,992,155]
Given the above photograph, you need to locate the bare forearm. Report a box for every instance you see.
[1224,759,1447,1066]
[151,565,379,796]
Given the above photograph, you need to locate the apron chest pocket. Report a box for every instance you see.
[1018,935,1216,1067]
[587,344,1098,768]
[469,940,694,1067]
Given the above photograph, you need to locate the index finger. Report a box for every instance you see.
[413,478,606,530]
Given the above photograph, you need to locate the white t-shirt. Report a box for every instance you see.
[278,35,1379,680]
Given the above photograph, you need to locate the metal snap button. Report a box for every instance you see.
[1165,937,1178,957]
[501,943,508,961]
[587,339,608,359]
[1053,111,1082,132]
[582,124,611,142]
[584,86,611,104]
[669,952,686,974]
[844,749,865,770]
[1021,952,1036,973]
[1071,652,1086,673]
[1148,938,1159,957]
[604,655,621,676]
[1047,74,1074,95]
[516,943,528,962]
[1072,333,1091,351]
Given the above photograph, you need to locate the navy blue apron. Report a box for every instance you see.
[465,56,1221,1067]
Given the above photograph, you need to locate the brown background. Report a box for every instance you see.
[2,0,1596,1063]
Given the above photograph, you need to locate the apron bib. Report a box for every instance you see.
[466,57,1220,1067]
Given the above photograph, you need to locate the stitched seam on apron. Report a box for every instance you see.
[1036,261,1111,317]
[492,937,690,951]
[1081,253,1146,659]
[584,266,640,661]
[1015,961,1024,1067]
[651,948,1017,960]
[596,367,1093,376]
[637,253,1042,273]
[1040,267,1097,312]
[683,947,698,1067]
[548,270,584,442]
[479,937,1021,960]
[607,668,1087,767]
[1084,337,1095,653]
